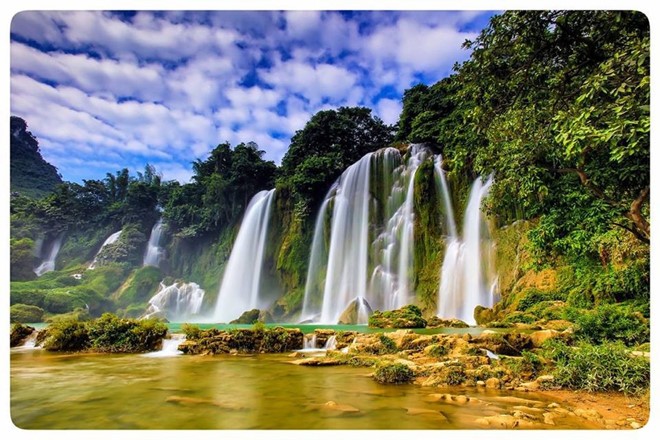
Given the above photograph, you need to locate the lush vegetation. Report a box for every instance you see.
[39,313,168,353]
[9,11,649,347]
[373,363,415,384]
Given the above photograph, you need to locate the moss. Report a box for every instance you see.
[114,266,162,308]
[428,344,449,358]
[10,303,44,323]
[374,363,414,384]
[412,158,444,315]
[230,309,261,324]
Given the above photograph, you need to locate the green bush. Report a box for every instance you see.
[548,341,649,395]
[374,363,414,384]
[378,334,398,353]
[43,291,86,314]
[10,303,45,323]
[86,313,167,353]
[181,323,202,340]
[501,311,537,325]
[517,289,565,311]
[428,344,449,358]
[570,303,649,346]
[42,318,90,351]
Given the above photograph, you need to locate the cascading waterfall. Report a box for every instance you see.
[34,234,63,276]
[143,218,164,267]
[213,189,276,322]
[435,170,497,324]
[88,230,122,270]
[302,145,431,324]
[143,281,205,322]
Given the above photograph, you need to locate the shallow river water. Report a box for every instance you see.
[11,346,594,430]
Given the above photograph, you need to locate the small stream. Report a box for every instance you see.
[11,346,596,429]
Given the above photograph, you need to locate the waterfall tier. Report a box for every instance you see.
[88,230,122,270]
[143,281,205,322]
[34,234,63,276]
[143,219,164,267]
[213,189,276,322]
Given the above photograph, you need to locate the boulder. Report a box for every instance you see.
[230,309,260,324]
[474,305,496,325]
[529,329,559,347]
[338,298,373,324]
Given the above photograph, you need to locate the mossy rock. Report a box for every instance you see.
[338,298,373,325]
[369,305,427,328]
[427,316,469,328]
[10,323,35,347]
[10,303,44,323]
[230,309,261,324]
[373,363,414,384]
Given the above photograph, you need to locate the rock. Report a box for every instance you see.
[317,401,360,416]
[631,422,642,429]
[165,395,248,411]
[474,305,496,325]
[485,378,501,389]
[547,402,560,409]
[476,380,486,387]
[529,329,559,347]
[475,414,536,429]
[338,298,373,325]
[541,319,573,331]
[491,396,543,406]
[454,395,470,404]
[575,408,602,421]
[513,406,544,415]
[543,412,556,425]
[520,381,539,391]
[230,309,261,324]
[427,316,469,328]
[293,357,346,366]
[368,305,426,328]
[405,407,449,422]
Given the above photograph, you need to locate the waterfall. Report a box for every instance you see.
[303,145,431,324]
[323,335,337,350]
[213,189,276,322]
[34,234,63,276]
[88,230,122,270]
[433,155,457,238]
[436,174,497,324]
[143,281,205,322]
[303,334,317,350]
[142,334,186,358]
[143,219,164,267]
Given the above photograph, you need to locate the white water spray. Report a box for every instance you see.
[88,230,122,270]
[143,281,205,322]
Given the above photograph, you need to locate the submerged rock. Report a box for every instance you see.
[427,316,469,328]
[165,395,248,411]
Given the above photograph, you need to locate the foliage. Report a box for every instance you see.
[10,304,45,323]
[545,340,649,395]
[369,305,427,328]
[180,323,202,340]
[230,309,261,324]
[443,365,467,386]
[115,266,162,308]
[568,303,649,346]
[85,313,167,353]
[10,237,36,281]
[10,116,62,198]
[42,318,90,351]
[164,142,276,238]
[279,106,395,209]
[427,344,449,358]
[373,363,414,384]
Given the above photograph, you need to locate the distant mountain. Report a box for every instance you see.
[10,116,62,198]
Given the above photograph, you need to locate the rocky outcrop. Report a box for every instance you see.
[179,327,303,355]
[338,298,373,324]
[427,316,469,328]
[369,305,427,328]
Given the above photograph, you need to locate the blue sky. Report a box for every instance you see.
[10,10,496,183]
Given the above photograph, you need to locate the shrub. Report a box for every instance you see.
[501,311,537,325]
[374,363,414,384]
[378,334,398,353]
[10,304,45,323]
[572,303,649,346]
[517,289,565,311]
[85,313,167,353]
[549,341,649,395]
[181,323,202,340]
[42,318,90,351]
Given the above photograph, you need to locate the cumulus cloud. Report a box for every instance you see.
[10,10,494,183]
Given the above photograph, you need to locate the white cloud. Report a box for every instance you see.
[375,98,402,126]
